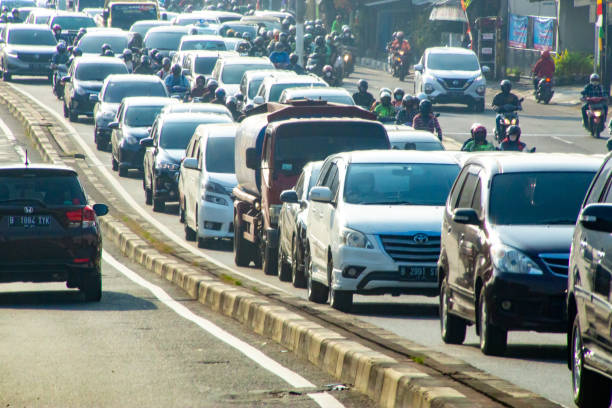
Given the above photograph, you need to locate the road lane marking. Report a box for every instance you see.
[9,84,294,296]
[103,251,345,408]
[0,115,26,162]
[551,136,574,145]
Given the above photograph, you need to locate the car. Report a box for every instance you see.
[253,9,294,23]
[221,37,250,54]
[305,150,461,311]
[279,87,355,106]
[199,10,242,23]
[143,25,190,58]
[438,153,601,356]
[567,153,612,407]
[48,11,96,44]
[171,11,218,26]
[178,34,226,52]
[160,102,232,118]
[14,6,37,21]
[76,29,129,56]
[109,96,176,176]
[180,123,237,247]
[256,73,327,103]
[177,50,237,87]
[82,7,104,19]
[239,15,281,32]
[0,164,108,301]
[0,24,56,81]
[92,74,168,151]
[217,21,257,39]
[62,56,128,122]
[211,55,274,96]
[413,47,489,112]
[384,125,445,151]
[277,161,322,287]
[129,19,172,38]
[239,68,280,105]
[0,0,35,10]
[141,112,232,211]
[23,7,54,24]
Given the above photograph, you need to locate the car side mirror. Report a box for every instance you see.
[89,94,99,102]
[579,204,612,232]
[414,64,423,72]
[108,121,119,129]
[309,186,332,203]
[182,157,199,170]
[481,65,490,74]
[147,127,152,134]
[93,203,108,216]
[61,75,70,83]
[245,147,259,170]
[452,208,481,225]
[140,137,154,147]
[280,189,298,203]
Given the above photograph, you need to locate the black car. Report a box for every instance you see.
[48,12,97,45]
[141,112,232,212]
[62,56,128,122]
[568,153,612,407]
[143,26,190,58]
[277,161,322,287]
[0,24,57,81]
[75,29,130,56]
[0,164,108,301]
[438,153,600,356]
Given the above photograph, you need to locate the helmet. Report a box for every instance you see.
[11,8,18,14]
[274,42,284,51]
[542,50,550,59]
[103,49,114,57]
[1,6,8,12]
[315,19,322,25]
[185,4,193,11]
[380,91,392,103]
[396,31,404,40]
[244,102,254,112]
[215,87,226,100]
[195,74,205,85]
[242,32,251,41]
[279,32,288,42]
[323,65,333,75]
[56,40,66,53]
[289,53,298,64]
[401,94,411,106]
[314,35,324,47]
[380,87,392,95]
[357,79,368,91]
[162,57,171,67]
[419,99,432,114]
[73,47,82,57]
[67,45,73,53]
[122,48,132,61]
[507,125,521,138]
[189,27,198,35]
[500,79,512,93]
[590,73,600,84]
[393,87,404,100]
[305,25,313,34]
[235,92,244,102]
[303,33,312,43]
[52,24,61,32]
[254,36,264,46]
[206,78,218,91]
[171,63,181,75]
[470,123,487,141]
[226,95,237,107]
[342,25,350,34]
[289,25,296,35]
[140,55,150,65]
[226,29,235,37]
[101,43,111,52]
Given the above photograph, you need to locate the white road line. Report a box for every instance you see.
[0,115,26,162]
[551,136,574,145]
[103,251,344,408]
[10,84,292,296]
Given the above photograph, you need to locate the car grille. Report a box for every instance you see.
[539,253,569,276]
[439,78,470,89]
[17,53,53,63]
[379,234,441,263]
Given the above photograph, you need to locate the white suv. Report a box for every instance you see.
[305,150,461,312]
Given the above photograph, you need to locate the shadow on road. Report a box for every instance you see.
[463,342,566,363]
[0,290,158,311]
[351,301,438,318]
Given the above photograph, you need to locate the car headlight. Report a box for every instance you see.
[205,181,227,195]
[5,50,18,58]
[341,227,374,249]
[491,244,543,275]
[158,161,179,171]
[269,204,282,225]
[424,82,434,94]
[204,194,228,206]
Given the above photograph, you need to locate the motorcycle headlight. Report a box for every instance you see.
[504,118,510,125]
[595,111,602,117]
[158,161,179,171]
[343,54,349,62]
[424,82,434,94]
[340,227,374,249]
[491,244,543,275]
[511,118,517,125]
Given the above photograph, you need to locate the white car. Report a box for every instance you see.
[178,34,227,52]
[160,102,232,118]
[211,56,274,96]
[279,87,355,105]
[256,73,328,103]
[305,150,461,311]
[413,47,489,112]
[384,125,445,151]
[180,123,238,247]
[239,69,284,105]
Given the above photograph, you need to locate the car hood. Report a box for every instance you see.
[207,173,237,192]
[99,102,120,114]
[221,83,239,96]
[427,69,481,80]
[159,148,185,163]
[74,80,103,91]
[342,204,444,235]
[124,126,151,139]
[6,44,56,54]
[492,225,574,254]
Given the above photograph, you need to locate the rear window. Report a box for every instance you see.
[124,105,165,127]
[221,63,272,84]
[0,172,87,206]
[8,29,56,46]
[50,16,96,31]
[145,31,186,50]
[391,141,444,151]
[78,34,128,54]
[205,137,234,173]
[269,83,326,102]
[75,62,128,81]
[103,81,167,102]
[194,56,218,74]
[248,78,263,99]
[181,39,226,51]
[159,117,230,149]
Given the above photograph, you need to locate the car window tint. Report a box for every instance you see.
[194,57,218,74]
[602,178,612,203]
[0,173,86,206]
[160,119,227,149]
[456,172,478,209]
[78,34,128,54]
[472,179,482,215]
[205,137,234,173]
[222,64,272,84]
[8,28,56,45]
[125,105,166,127]
[104,82,167,102]
[75,62,128,81]
[585,157,612,205]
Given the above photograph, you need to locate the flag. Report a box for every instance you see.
[462,0,472,10]
[597,0,603,16]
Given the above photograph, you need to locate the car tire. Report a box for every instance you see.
[153,198,165,212]
[291,236,306,288]
[197,237,211,248]
[145,187,152,205]
[63,101,69,118]
[439,279,466,344]
[96,138,107,151]
[234,212,255,267]
[80,272,102,302]
[185,224,196,241]
[478,290,507,356]
[277,246,291,282]
[179,199,185,223]
[2,66,11,82]
[328,258,352,312]
[68,105,78,122]
[306,245,328,303]
[111,156,118,171]
[118,166,127,177]
[262,242,278,276]
[571,314,612,407]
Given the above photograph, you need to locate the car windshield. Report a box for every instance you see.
[130,22,167,37]
[269,83,326,102]
[181,39,226,51]
[205,137,234,173]
[0,172,86,206]
[110,3,157,30]
[175,16,215,25]
[125,105,165,127]
[194,56,218,74]
[274,122,389,176]
[427,53,480,71]
[145,31,186,50]
[51,16,96,30]
[159,118,229,149]
[7,29,56,45]
[344,163,459,205]
[247,78,263,99]
[75,62,128,81]
[78,34,127,53]
[221,63,272,84]
[489,172,596,225]
[103,81,166,102]
[391,141,444,151]
[1,0,35,8]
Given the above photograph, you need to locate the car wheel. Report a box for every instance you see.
[197,237,211,248]
[152,180,165,212]
[145,188,152,205]
[185,224,196,241]
[234,211,255,267]
[571,314,612,407]
[111,156,118,171]
[291,236,306,288]
[63,101,69,118]
[439,279,466,344]
[328,258,352,312]
[68,105,78,122]
[179,199,185,223]
[262,242,278,276]
[118,166,127,177]
[277,245,291,282]
[478,290,507,356]
[306,245,328,303]
[2,66,11,81]
[80,272,102,302]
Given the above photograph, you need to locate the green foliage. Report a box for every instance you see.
[553,50,593,78]
[408,9,444,57]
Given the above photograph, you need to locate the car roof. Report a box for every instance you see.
[243,69,280,80]
[264,73,323,85]
[465,153,604,174]
[198,122,238,138]
[162,103,231,115]
[49,11,90,17]
[187,50,238,58]
[131,19,169,26]
[336,150,461,165]
[427,46,476,56]
[0,163,77,174]
[181,34,224,41]
[385,126,441,142]
[83,29,127,37]
[147,25,190,34]
[122,96,175,107]
[104,74,164,83]
[74,56,126,65]
[220,56,271,65]
[283,87,350,96]
[7,23,51,31]
[158,112,232,122]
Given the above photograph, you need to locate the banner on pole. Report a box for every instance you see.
[533,17,554,50]
[508,14,528,48]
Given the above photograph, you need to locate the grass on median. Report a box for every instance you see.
[220,273,243,287]
[121,215,174,255]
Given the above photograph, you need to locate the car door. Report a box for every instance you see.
[280,171,304,260]
[186,137,201,228]
[144,120,159,191]
[64,62,75,103]
[315,160,340,283]
[308,159,332,278]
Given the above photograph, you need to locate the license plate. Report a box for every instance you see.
[447,91,464,97]
[9,215,51,228]
[398,266,436,282]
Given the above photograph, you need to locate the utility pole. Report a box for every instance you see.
[296,0,305,65]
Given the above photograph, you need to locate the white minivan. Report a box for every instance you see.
[179,123,238,247]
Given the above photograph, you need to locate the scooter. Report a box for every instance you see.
[585,96,607,138]
[391,50,409,81]
[535,77,554,104]
[494,98,524,143]
[51,63,67,99]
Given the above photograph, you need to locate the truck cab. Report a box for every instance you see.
[98,0,159,29]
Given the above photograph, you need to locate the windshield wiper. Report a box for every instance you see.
[539,218,575,225]
[0,198,47,207]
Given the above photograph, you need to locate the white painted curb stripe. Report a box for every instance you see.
[0,115,26,162]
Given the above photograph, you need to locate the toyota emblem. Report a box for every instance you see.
[24,206,33,214]
[452,80,459,86]
[413,233,428,244]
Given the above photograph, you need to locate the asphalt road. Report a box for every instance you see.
[5,66,603,407]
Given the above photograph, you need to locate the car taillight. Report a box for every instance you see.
[83,206,96,228]
[65,206,96,228]
[545,77,551,82]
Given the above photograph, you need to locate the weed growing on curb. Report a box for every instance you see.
[411,356,425,365]
[220,273,243,286]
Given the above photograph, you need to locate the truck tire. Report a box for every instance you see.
[262,242,278,275]
[234,212,254,267]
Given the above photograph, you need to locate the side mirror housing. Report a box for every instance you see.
[92,203,108,216]
[61,75,70,83]
[89,94,99,102]
[245,147,259,170]
[579,204,612,232]
[414,64,423,73]
[140,137,154,147]
[280,189,298,204]
[182,157,199,170]
[108,121,119,129]
[309,186,332,203]
[481,65,490,74]
[452,208,481,225]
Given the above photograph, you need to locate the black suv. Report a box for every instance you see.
[438,153,600,356]
[0,165,108,301]
[568,153,612,407]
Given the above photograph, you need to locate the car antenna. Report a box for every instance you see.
[24,149,29,167]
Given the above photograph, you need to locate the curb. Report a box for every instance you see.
[0,82,563,408]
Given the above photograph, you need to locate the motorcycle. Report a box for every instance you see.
[339,45,355,77]
[305,53,324,77]
[494,98,523,142]
[535,77,554,104]
[169,85,190,101]
[51,63,67,99]
[391,50,409,81]
[585,96,607,138]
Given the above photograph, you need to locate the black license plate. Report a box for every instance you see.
[398,266,436,282]
[9,215,51,228]
[447,91,464,97]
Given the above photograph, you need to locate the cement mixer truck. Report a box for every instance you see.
[233,101,390,275]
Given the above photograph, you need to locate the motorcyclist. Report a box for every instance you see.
[165,63,190,96]
[500,125,527,151]
[303,33,313,54]
[128,32,143,51]
[134,55,155,74]
[157,57,172,79]
[392,88,404,111]
[100,43,112,56]
[396,95,419,125]
[321,65,336,86]
[352,79,375,110]
[200,78,218,102]
[0,6,9,23]
[248,36,267,57]
[287,53,305,74]
[121,49,134,73]
[339,26,355,47]
[73,28,87,46]
[51,41,69,98]
[211,87,226,105]
[269,42,290,69]
[532,50,555,92]
[412,99,442,140]
[373,91,395,121]
[10,8,20,23]
[390,31,411,54]
[331,14,342,35]
[67,46,82,69]
[581,73,608,128]
[226,96,240,120]
[103,49,115,57]
[462,123,495,152]
[52,24,62,41]
[190,75,207,98]
[492,79,521,137]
